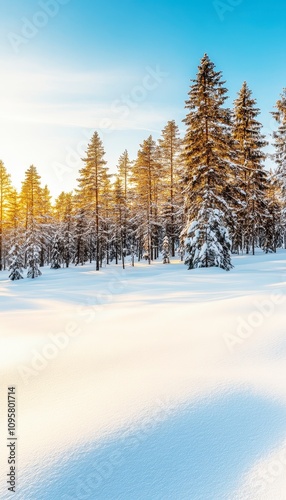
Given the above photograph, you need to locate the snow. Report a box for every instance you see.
[0,251,286,499]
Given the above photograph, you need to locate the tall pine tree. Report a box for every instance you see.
[158,121,183,256]
[232,82,268,254]
[21,165,43,278]
[0,161,13,270]
[183,54,234,270]
[78,132,108,271]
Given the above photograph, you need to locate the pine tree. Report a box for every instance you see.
[183,54,235,270]
[26,234,42,278]
[272,89,286,196]
[78,132,108,271]
[272,89,286,246]
[54,192,75,268]
[73,202,88,266]
[185,208,232,270]
[262,170,282,253]
[39,185,53,267]
[0,161,13,270]
[158,121,182,256]
[50,231,62,269]
[100,169,113,266]
[132,136,161,263]
[8,189,24,280]
[116,150,132,254]
[117,150,131,200]
[113,176,127,269]
[162,235,170,264]
[21,165,43,278]
[232,82,268,255]
[9,242,24,280]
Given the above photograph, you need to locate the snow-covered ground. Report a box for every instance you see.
[1,251,286,499]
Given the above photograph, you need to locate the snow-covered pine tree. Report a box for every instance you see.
[9,241,24,280]
[21,165,43,279]
[117,150,131,201]
[142,233,150,263]
[0,161,13,271]
[232,82,268,255]
[185,208,232,270]
[272,89,286,246]
[50,231,62,269]
[54,192,75,268]
[132,136,162,263]
[8,189,24,280]
[158,121,183,257]
[183,54,235,271]
[262,170,283,253]
[39,185,53,267]
[116,150,132,258]
[78,132,108,271]
[272,89,286,196]
[73,202,88,266]
[162,235,170,264]
[100,168,113,267]
[113,176,127,269]
[26,232,42,278]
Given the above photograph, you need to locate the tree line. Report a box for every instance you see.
[1,54,286,279]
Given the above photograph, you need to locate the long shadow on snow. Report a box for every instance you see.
[27,391,286,500]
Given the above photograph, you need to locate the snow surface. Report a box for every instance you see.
[1,251,286,499]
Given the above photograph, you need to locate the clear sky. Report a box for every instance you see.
[0,0,286,196]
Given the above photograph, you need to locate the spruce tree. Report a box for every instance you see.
[272,89,286,195]
[232,82,268,255]
[9,242,24,280]
[185,208,232,270]
[272,89,286,246]
[162,235,170,264]
[50,231,62,269]
[183,54,234,271]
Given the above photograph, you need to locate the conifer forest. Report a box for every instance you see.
[1,54,286,280]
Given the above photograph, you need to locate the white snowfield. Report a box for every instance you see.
[0,251,286,499]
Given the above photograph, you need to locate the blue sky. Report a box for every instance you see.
[0,0,286,196]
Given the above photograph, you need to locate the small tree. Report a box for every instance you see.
[26,231,42,278]
[50,232,62,269]
[162,236,170,264]
[9,242,24,280]
[185,208,233,271]
[142,234,150,263]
